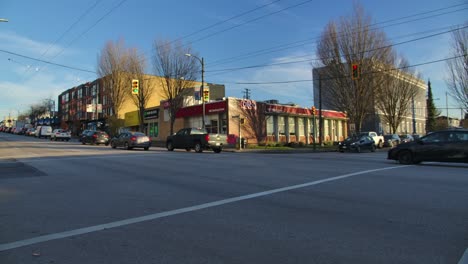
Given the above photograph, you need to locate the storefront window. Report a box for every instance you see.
[266,116,274,135]
[278,116,285,135]
[221,117,227,134]
[298,118,304,137]
[289,117,296,135]
[206,119,218,134]
[149,122,158,137]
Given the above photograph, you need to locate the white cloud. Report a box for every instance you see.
[0,31,75,59]
[224,51,315,107]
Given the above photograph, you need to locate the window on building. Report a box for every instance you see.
[206,119,218,134]
[266,116,274,135]
[298,118,304,137]
[149,122,158,137]
[289,117,295,135]
[278,116,285,135]
[221,114,227,134]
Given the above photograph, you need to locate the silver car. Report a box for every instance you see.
[110,131,151,150]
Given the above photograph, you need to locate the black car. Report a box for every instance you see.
[338,135,376,153]
[110,131,151,150]
[81,131,110,145]
[383,134,400,147]
[388,129,468,164]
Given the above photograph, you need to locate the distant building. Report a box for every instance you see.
[313,67,427,135]
[155,98,348,145]
[57,74,224,137]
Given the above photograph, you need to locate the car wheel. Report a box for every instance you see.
[194,142,203,153]
[124,142,131,150]
[82,141,85,145]
[371,145,376,152]
[111,142,116,149]
[398,150,413,165]
[66,139,69,142]
[105,142,109,146]
[339,150,344,153]
[144,147,149,151]
[213,148,222,153]
[185,148,191,152]
[167,141,174,151]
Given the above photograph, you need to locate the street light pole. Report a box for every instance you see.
[0,18,8,22]
[446,91,449,128]
[185,54,205,128]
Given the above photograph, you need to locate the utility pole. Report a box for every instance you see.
[412,96,416,134]
[242,88,251,99]
[446,91,449,128]
[318,75,323,146]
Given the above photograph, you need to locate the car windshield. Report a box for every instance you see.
[344,136,359,142]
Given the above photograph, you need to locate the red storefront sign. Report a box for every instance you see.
[265,104,346,119]
[175,101,227,118]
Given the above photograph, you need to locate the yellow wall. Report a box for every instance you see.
[119,75,172,120]
[124,110,140,127]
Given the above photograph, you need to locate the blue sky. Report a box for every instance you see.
[0,0,467,121]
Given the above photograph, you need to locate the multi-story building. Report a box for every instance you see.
[58,74,225,137]
[313,67,427,135]
[58,74,348,144]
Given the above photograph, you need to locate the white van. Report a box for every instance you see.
[36,126,52,138]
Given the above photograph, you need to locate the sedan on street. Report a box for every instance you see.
[388,129,468,164]
[110,131,151,150]
[338,135,376,153]
[81,131,110,145]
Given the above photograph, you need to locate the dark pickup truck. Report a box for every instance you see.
[166,128,227,153]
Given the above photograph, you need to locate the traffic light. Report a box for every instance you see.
[203,90,210,102]
[131,79,139,95]
[311,106,316,116]
[351,63,359,80]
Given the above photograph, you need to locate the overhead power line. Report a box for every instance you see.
[205,25,468,74]
[20,0,103,78]
[229,55,464,85]
[1,49,95,73]
[139,0,313,62]
[208,3,468,67]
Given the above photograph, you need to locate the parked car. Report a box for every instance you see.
[110,131,151,150]
[166,127,227,153]
[359,131,384,148]
[81,131,110,145]
[338,135,376,153]
[26,128,36,136]
[35,125,53,138]
[78,130,91,142]
[383,134,400,147]
[50,129,71,141]
[399,134,414,143]
[388,129,468,164]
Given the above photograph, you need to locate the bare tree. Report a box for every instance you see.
[315,4,393,132]
[239,100,266,144]
[446,24,467,111]
[374,57,420,133]
[152,39,200,134]
[97,39,130,134]
[127,48,152,132]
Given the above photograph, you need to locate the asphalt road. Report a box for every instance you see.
[1,133,467,264]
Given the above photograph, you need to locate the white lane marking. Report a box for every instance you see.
[0,165,409,251]
[459,248,468,264]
